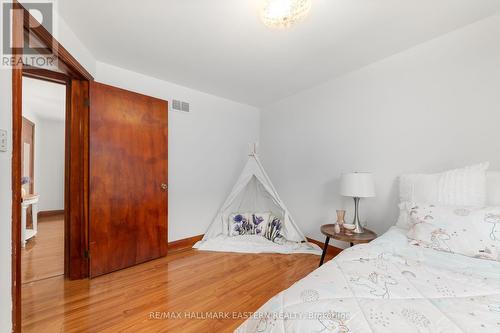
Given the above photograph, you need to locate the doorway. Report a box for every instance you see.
[11,3,93,331]
[21,77,66,285]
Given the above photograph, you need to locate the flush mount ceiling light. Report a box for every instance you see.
[261,0,312,29]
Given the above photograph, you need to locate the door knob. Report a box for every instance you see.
[160,183,168,191]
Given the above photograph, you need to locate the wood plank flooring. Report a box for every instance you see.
[22,214,64,284]
[22,230,337,332]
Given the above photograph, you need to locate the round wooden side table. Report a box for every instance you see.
[319,224,377,266]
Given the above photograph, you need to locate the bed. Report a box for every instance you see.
[236,169,500,333]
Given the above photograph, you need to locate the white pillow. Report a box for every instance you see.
[438,162,489,206]
[228,212,270,237]
[396,202,416,229]
[264,215,284,243]
[486,171,500,206]
[229,213,250,236]
[250,212,270,236]
[399,173,439,204]
[397,162,489,228]
[406,204,500,262]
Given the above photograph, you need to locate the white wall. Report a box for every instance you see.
[35,118,65,211]
[95,62,261,241]
[260,14,500,245]
[53,15,96,76]
[25,117,65,212]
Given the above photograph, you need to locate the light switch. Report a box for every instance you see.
[0,129,8,152]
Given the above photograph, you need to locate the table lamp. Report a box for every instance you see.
[340,172,375,234]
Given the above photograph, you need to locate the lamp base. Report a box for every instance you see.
[352,197,364,234]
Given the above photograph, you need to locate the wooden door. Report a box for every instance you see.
[22,117,35,227]
[89,82,168,277]
[21,117,35,194]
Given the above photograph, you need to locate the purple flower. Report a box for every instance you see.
[253,214,264,225]
[233,214,243,223]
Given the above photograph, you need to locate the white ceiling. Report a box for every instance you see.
[23,77,66,121]
[57,0,500,107]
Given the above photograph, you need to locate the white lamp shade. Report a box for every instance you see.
[340,172,375,198]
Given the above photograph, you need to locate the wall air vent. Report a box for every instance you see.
[172,99,181,110]
[172,99,190,113]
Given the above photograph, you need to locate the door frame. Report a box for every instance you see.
[11,2,93,331]
[21,116,35,195]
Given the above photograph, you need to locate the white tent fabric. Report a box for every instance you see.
[194,153,321,255]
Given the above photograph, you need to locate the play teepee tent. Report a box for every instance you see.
[194,146,320,255]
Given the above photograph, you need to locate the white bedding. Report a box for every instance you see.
[194,234,321,255]
[236,227,500,332]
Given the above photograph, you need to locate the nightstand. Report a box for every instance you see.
[319,224,377,266]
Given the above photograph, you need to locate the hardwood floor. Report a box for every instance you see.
[22,245,337,332]
[22,214,64,284]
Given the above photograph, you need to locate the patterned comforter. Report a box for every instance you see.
[236,227,500,332]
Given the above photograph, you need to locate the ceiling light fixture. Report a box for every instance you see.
[260,0,312,29]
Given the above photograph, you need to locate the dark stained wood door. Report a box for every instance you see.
[89,82,168,277]
[21,117,35,195]
[22,117,35,227]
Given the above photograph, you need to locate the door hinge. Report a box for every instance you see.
[84,249,90,259]
[84,98,90,108]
